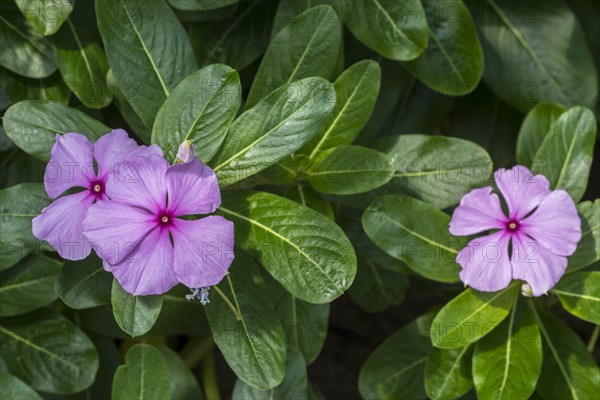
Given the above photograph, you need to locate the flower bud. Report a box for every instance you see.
[175,140,195,163]
[521,283,533,297]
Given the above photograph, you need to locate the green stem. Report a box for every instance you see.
[180,336,214,369]
[587,325,600,353]
[202,348,221,400]
[213,285,242,321]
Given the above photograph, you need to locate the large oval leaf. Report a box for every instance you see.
[96,0,197,129]
[156,347,203,400]
[0,309,99,394]
[152,64,241,163]
[362,194,464,282]
[15,0,73,36]
[403,0,483,95]
[516,102,566,167]
[111,279,163,337]
[112,344,171,400]
[425,345,473,400]
[218,190,356,304]
[3,100,110,161]
[0,373,42,400]
[567,200,600,272]
[56,255,112,309]
[552,271,600,324]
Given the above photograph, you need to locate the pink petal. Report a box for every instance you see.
[111,227,178,295]
[171,216,234,288]
[32,191,95,260]
[449,187,507,236]
[494,165,550,220]
[520,190,581,256]
[456,231,512,292]
[166,158,221,216]
[106,154,168,213]
[82,200,157,265]
[44,133,94,198]
[93,129,146,179]
[511,233,567,296]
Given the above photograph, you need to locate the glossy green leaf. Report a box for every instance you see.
[372,134,493,209]
[284,185,334,220]
[568,200,600,272]
[532,106,596,202]
[532,308,600,400]
[471,0,598,112]
[301,60,381,158]
[0,373,42,400]
[157,347,203,400]
[112,344,171,400]
[425,345,473,400]
[359,312,434,400]
[56,255,112,309]
[246,5,341,108]
[205,253,286,390]
[348,258,408,313]
[362,195,464,282]
[0,3,57,78]
[0,254,62,317]
[1,70,70,105]
[96,0,197,128]
[211,78,335,187]
[111,279,163,337]
[472,297,542,400]
[403,0,483,95]
[552,271,600,324]
[516,102,566,166]
[168,0,241,10]
[431,284,519,349]
[0,309,99,394]
[306,145,394,195]
[218,190,356,304]
[15,0,73,36]
[152,64,241,163]
[3,100,110,161]
[0,243,28,272]
[342,0,429,61]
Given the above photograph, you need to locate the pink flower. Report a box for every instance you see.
[449,165,582,296]
[32,130,160,260]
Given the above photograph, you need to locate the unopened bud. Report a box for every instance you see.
[521,283,533,297]
[175,140,195,163]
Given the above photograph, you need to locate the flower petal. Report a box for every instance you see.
[32,191,95,260]
[171,216,234,288]
[456,231,512,292]
[511,233,567,296]
[166,158,221,216]
[520,190,581,256]
[494,165,550,220]
[44,133,94,198]
[83,200,157,264]
[449,187,506,236]
[106,154,168,213]
[111,227,178,295]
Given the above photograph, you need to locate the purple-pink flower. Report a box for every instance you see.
[449,165,581,296]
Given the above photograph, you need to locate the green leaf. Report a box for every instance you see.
[15,0,73,36]
[568,200,600,272]
[306,145,394,195]
[431,284,519,349]
[3,100,110,161]
[342,0,429,61]
[1,69,70,105]
[96,0,197,128]
[0,309,99,394]
[472,297,542,400]
[218,190,356,304]
[0,373,43,400]
[348,258,408,313]
[56,255,112,309]
[112,344,171,400]
[0,3,57,78]
[362,194,464,282]
[246,5,341,108]
[532,307,600,400]
[231,348,308,400]
[156,347,203,400]
[359,312,434,400]
[532,106,596,202]
[205,252,286,390]
[471,0,598,112]
[148,286,209,337]
[425,345,473,400]
[284,185,334,220]
[211,78,335,187]
[152,64,241,163]
[402,0,483,95]
[0,183,51,249]
[552,271,600,324]
[300,60,381,158]
[516,102,566,167]
[0,243,28,272]
[0,254,62,317]
[111,279,163,337]
[372,134,493,209]
[168,0,241,10]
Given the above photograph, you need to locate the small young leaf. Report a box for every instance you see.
[111,279,163,337]
[552,271,600,324]
[112,344,171,400]
[425,345,473,400]
[516,102,566,167]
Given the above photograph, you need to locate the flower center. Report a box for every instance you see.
[93,184,102,193]
[506,220,520,232]
[158,212,172,227]
[89,181,104,196]
[161,216,169,224]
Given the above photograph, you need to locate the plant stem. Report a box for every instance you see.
[587,325,599,353]
[180,336,214,369]
[213,285,242,321]
[202,348,221,400]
